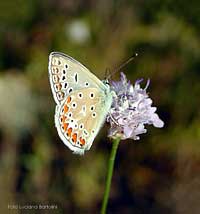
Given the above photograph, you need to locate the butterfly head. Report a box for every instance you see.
[102,79,114,96]
[102,79,110,86]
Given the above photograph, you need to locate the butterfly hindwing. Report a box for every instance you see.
[55,88,113,154]
[48,52,107,105]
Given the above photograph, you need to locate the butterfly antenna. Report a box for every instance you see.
[107,53,138,79]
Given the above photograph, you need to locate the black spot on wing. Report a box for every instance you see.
[75,73,78,82]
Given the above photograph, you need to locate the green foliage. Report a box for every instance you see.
[0,0,200,213]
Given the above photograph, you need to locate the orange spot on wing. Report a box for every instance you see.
[80,137,86,146]
[67,96,72,104]
[58,83,62,90]
[67,127,72,137]
[72,133,77,144]
[61,115,67,122]
[63,123,69,131]
[55,83,62,91]
[64,105,69,113]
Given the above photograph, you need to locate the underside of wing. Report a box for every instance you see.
[54,88,113,154]
[48,52,106,105]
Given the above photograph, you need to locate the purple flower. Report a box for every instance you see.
[107,73,164,140]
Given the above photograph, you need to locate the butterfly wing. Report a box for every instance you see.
[48,52,107,105]
[55,88,113,154]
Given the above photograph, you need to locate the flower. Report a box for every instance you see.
[107,72,164,140]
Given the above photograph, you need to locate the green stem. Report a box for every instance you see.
[101,137,120,214]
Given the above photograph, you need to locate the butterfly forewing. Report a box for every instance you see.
[55,88,112,154]
[48,52,106,105]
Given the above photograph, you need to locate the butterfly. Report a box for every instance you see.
[48,52,113,155]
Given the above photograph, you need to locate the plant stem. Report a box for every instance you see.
[101,137,120,214]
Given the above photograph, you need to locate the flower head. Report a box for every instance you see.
[107,72,164,140]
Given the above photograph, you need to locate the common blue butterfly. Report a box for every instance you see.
[48,52,113,154]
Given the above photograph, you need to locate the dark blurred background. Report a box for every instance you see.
[0,0,200,213]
